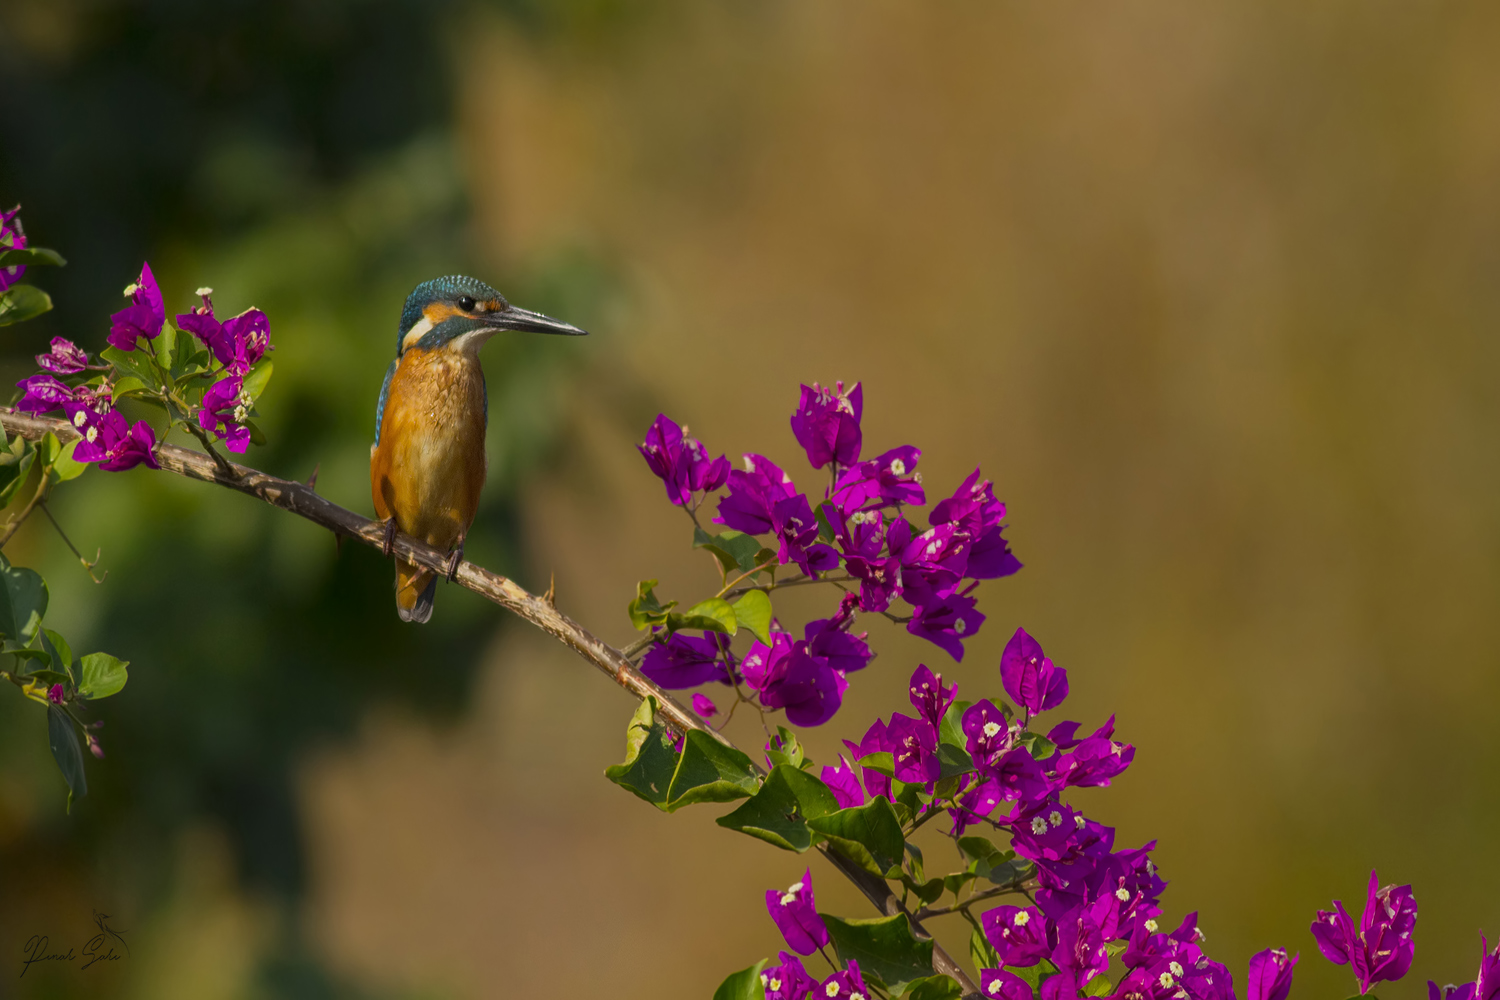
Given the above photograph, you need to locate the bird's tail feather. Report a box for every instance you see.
[395,560,437,624]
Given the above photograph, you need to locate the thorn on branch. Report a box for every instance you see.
[306,462,319,492]
[543,571,556,608]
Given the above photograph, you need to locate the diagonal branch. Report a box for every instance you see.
[0,408,983,998]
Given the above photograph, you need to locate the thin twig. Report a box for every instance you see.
[0,473,49,548]
[714,555,778,599]
[913,882,1024,921]
[39,501,106,582]
[0,408,984,999]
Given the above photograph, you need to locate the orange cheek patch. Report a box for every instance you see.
[423,301,461,324]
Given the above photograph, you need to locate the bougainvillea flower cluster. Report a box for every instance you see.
[11,262,275,469]
[1,204,27,292]
[638,413,730,508]
[636,381,1021,727]
[730,641,1319,1000]
[1312,870,1418,995]
[17,370,159,472]
[177,286,273,453]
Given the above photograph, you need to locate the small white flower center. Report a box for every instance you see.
[770,979,781,991]
[1048,810,1062,827]
[954,619,967,635]
[1030,817,1048,834]
[1075,815,1086,830]
[989,983,1002,996]
[1116,887,1130,901]
[1014,911,1030,926]
[195,286,214,297]
[73,411,87,427]
[1169,962,1184,977]
[122,283,139,297]
[826,984,840,998]
[85,426,98,442]
[983,722,1001,738]
[1145,919,1159,932]
[1159,974,1175,988]
[890,458,907,476]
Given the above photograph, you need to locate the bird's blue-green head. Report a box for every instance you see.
[396,274,587,356]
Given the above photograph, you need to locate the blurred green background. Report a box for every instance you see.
[2,2,1499,998]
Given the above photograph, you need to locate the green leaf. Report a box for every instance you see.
[822,913,934,994]
[901,873,946,905]
[669,597,737,635]
[0,554,48,643]
[156,321,178,372]
[242,358,274,402]
[957,836,1003,864]
[713,959,770,1000]
[893,780,926,824]
[111,376,149,399]
[0,434,35,504]
[7,647,51,673]
[938,699,973,748]
[731,590,773,645]
[0,246,66,268]
[902,976,964,1000]
[935,742,975,779]
[245,420,267,447]
[941,870,977,895]
[47,704,87,805]
[807,796,905,877]
[665,730,760,810]
[0,285,53,325]
[857,751,895,778]
[905,839,925,880]
[814,501,838,543]
[764,726,805,770]
[100,345,163,391]
[1105,940,1129,958]
[716,763,839,851]
[79,653,128,700]
[627,579,675,631]
[1018,731,1057,760]
[693,526,766,574]
[602,697,760,812]
[39,628,73,682]
[170,345,212,382]
[1008,961,1054,993]
[20,668,69,687]
[969,925,1000,975]
[603,697,678,808]
[43,434,88,484]
[1083,974,1113,997]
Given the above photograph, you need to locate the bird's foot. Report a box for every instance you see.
[445,543,464,583]
[381,519,397,558]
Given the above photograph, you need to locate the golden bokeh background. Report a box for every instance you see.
[3,3,1499,998]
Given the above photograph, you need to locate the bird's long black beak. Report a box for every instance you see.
[486,304,588,336]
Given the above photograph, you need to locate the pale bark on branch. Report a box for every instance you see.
[0,408,983,998]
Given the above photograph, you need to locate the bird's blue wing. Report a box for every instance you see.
[374,358,398,445]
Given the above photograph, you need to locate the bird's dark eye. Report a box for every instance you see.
[457,296,476,312]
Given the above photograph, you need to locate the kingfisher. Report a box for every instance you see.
[371,275,587,622]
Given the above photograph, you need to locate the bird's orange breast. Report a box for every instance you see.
[370,345,488,550]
